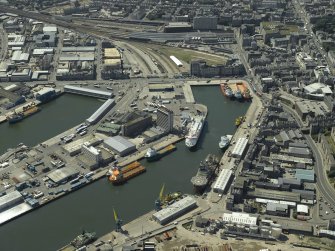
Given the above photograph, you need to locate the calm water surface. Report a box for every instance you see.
[0,87,250,251]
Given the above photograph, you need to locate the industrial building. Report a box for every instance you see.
[152,196,197,224]
[121,113,152,137]
[103,136,136,156]
[213,169,233,193]
[61,47,95,52]
[231,138,249,158]
[222,212,258,226]
[156,107,174,133]
[86,99,115,124]
[294,169,315,183]
[249,188,301,202]
[47,167,79,184]
[64,85,113,99]
[0,191,23,211]
[148,84,174,92]
[82,143,102,164]
[62,135,103,156]
[266,202,289,217]
[34,87,56,103]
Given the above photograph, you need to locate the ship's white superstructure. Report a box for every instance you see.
[185,116,205,148]
[219,135,233,149]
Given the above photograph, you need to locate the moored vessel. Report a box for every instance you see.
[145,144,176,161]
[70,231,96,248]
[191,154,219,194]
[185,116,205,148]
[219,135,233,149]
[220,83,233,98]
[108,161,146,185]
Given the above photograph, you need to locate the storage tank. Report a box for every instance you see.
[249,225,259,234]
[271,227,282,238]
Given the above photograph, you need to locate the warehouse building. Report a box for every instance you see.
[266,202,289,217]
[47,167,79,184]
[61,47,95,52]
[213,169,233,193]
[86,99,115,124]
[103,136,136,156]
[294,169,315,183]
[248,188,301,202]
[153,196,197,224]
[64,85,113,99]
[231,138,249,158]
[0,191,23,212]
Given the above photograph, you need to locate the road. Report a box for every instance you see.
[293,0,334,73]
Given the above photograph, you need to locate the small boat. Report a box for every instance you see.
[219,135,233,149]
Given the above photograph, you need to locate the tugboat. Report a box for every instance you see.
[219,135,233,149]
[220,83,233,98]
[7,113,24,124]
[191,154,219,194]
[71,231,96,248]
[234,89,243,99]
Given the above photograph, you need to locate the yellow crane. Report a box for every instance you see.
[155,183,165,211]
[113,208,122,232]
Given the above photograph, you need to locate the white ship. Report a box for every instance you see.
[144,148,157,159]
[185,116,205,148]
[219,135,233,149]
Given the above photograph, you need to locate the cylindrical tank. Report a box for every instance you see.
[249,225,259,234]
[271,227,282,238]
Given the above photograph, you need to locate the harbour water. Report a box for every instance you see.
[0,86,250,251]
[0,94,103,154]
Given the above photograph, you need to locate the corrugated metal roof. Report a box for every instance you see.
[86,99,115,124]
[104,136,135,152]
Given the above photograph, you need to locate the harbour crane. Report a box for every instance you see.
[155,183,165,211]
[113,208,123,232]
